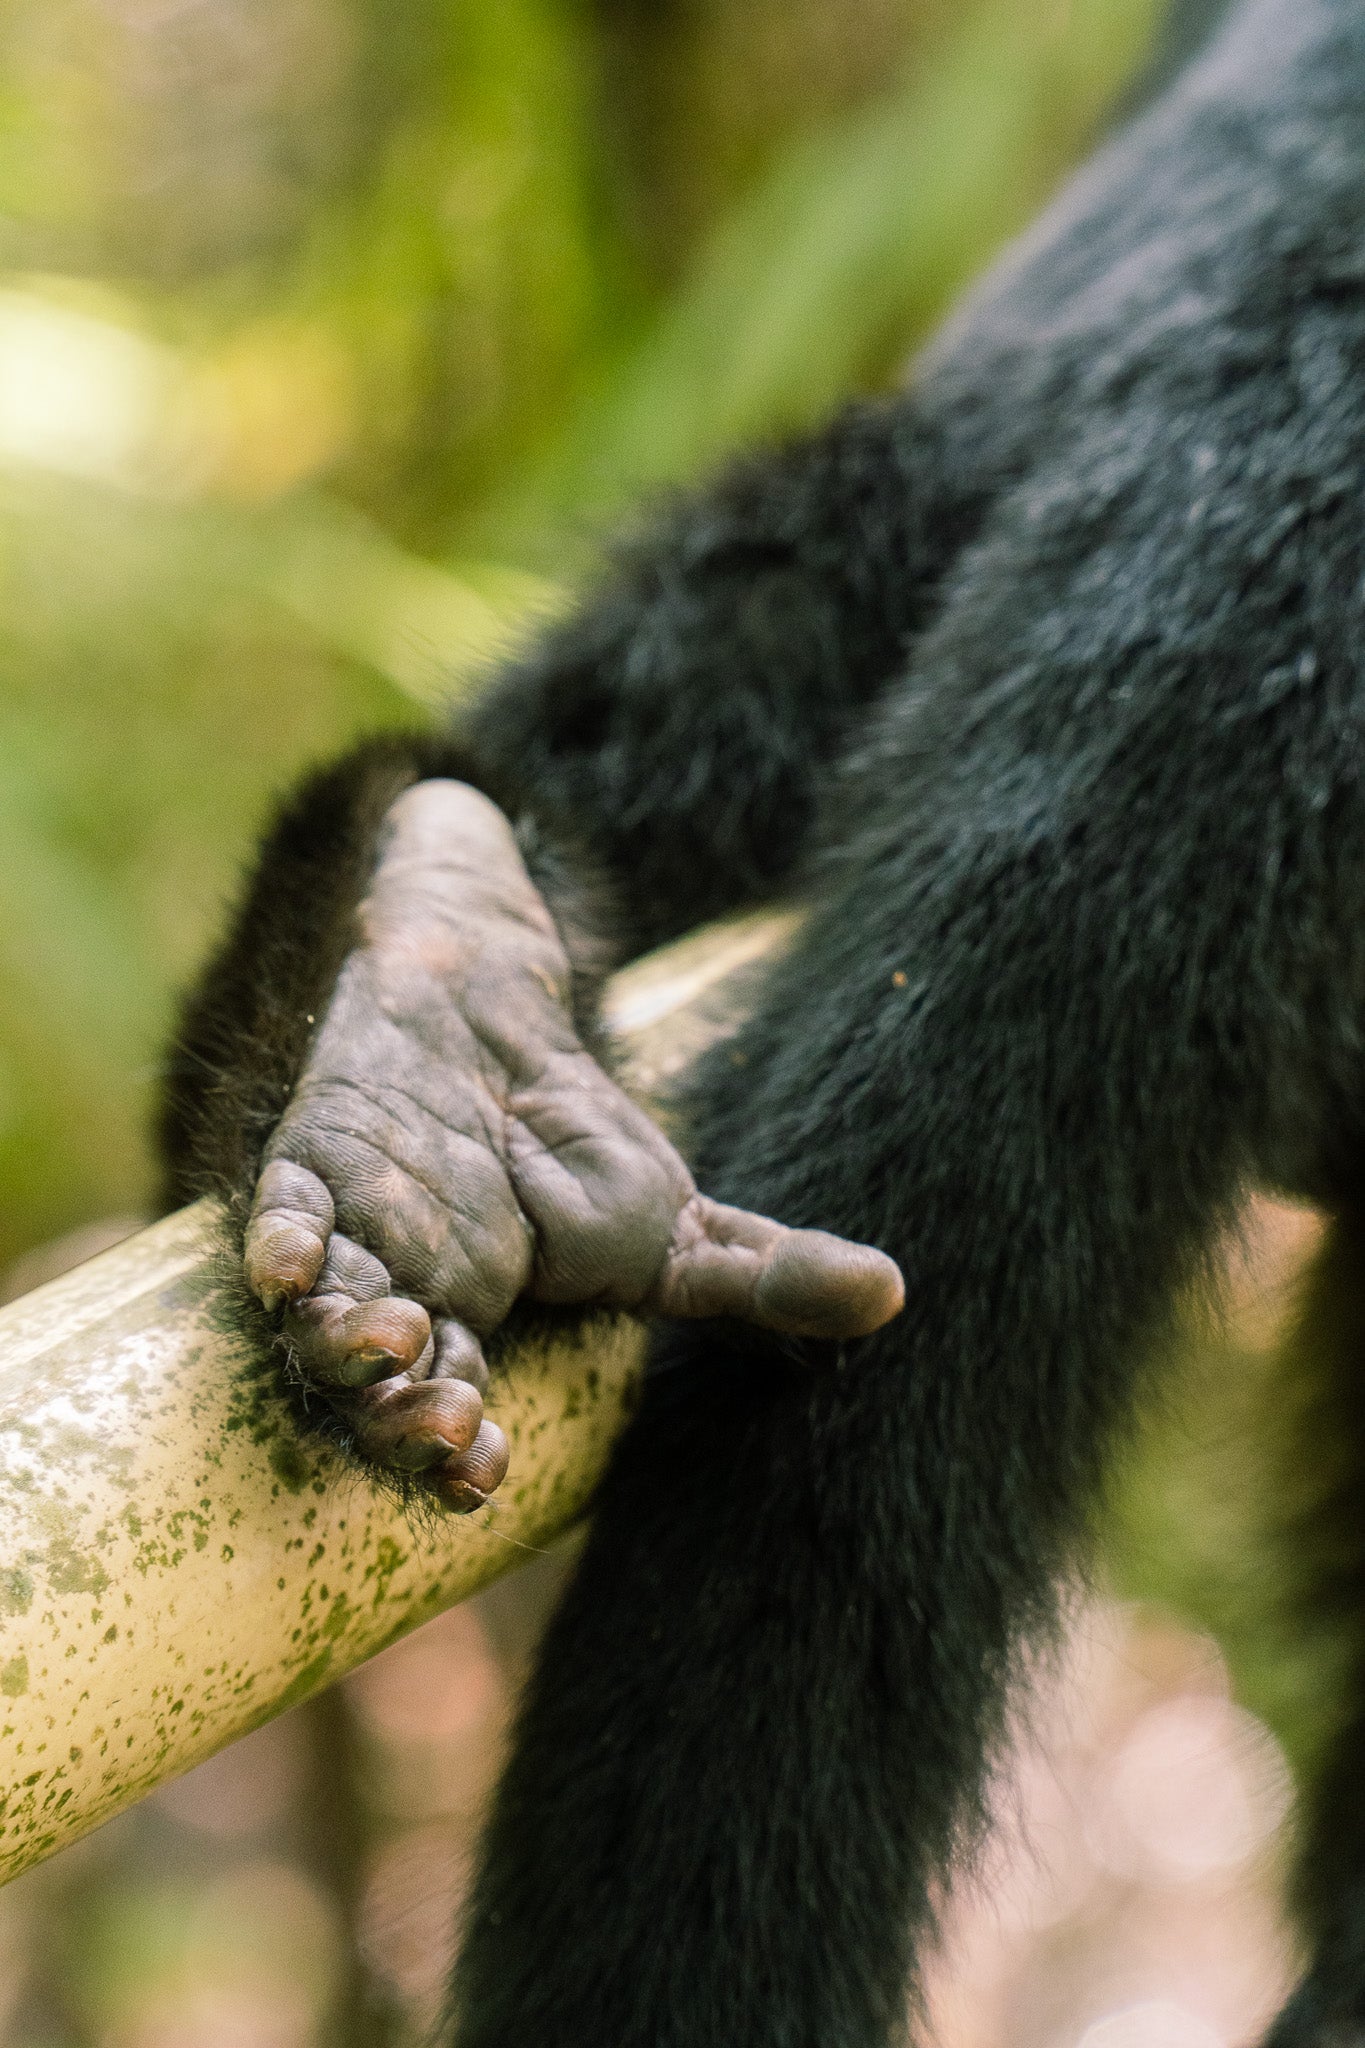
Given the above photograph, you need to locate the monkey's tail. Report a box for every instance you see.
[447,841,1261,2048]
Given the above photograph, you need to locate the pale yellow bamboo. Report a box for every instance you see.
[0,911,796,1884]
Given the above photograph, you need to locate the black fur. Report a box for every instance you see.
[459,396,993,951]
[161,736,440,1220]
[158,1,1365,2040]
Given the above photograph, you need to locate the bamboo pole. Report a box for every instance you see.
[0,911,796,1884]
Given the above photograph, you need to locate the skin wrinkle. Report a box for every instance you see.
[293,1068,519,1179]
[460,992,582,1085]
[365,882,562,951]
[285,1018,682,1307]
[383,866,564,926]
[317,1130,529,1328]
[279,1134,526,1324]
[284,1094,502,1236]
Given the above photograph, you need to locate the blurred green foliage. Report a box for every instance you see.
[0,0,1160,1270]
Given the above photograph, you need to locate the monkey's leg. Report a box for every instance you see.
[446,818,1306,2044]
[1265,1214,1365,2048]
[160,399,963,1489]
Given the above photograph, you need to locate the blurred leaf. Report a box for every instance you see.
[472,0,1161,561]
[1104,1322,1345,1792]
[251,494,562,707]
[0,759,157,1248]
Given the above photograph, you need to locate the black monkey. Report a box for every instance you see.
[159,0,1365,2040]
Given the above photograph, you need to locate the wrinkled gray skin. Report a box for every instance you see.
[243,782,905,1509]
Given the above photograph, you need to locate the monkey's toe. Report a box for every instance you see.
[272,1227,504,1506]
[245,1158,334,1310]
[755,1231,905,1339]
[282,1230,430,1388]
[432,1316,490,1393]
[287,1289,432,1389]
[430,1420,512,1513]
[349,1374,485,1471]
[644,1195,905,1339]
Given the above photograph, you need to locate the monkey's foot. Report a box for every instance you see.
[240,780,904,1509]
